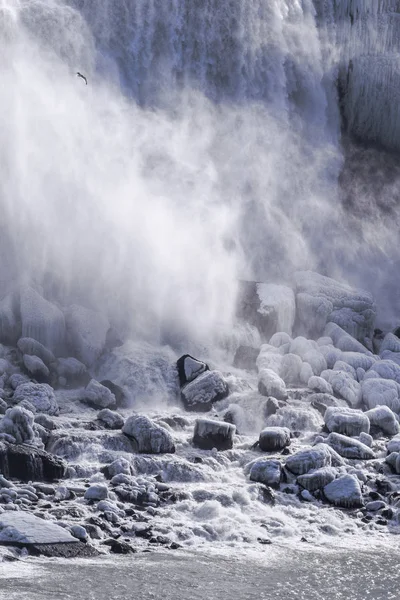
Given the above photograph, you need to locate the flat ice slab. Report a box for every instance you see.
[0,512,77,545]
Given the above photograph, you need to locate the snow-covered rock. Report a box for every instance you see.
[176,354,209,386]
[324,323,372,355]
[258,369,287,400]
[83,379,117,410]
[323,474,363,508]
[269,332,292,348]
[249,459,282,487]
[0,512,77,544]
[364,360,400,386]
[232,346,259,371]
[258,427,291,452]
[65,304,109,366]
[387,436,400,454]
[13,383,58,416]
[267,406,323,432]
[106,457,132,479]
[300,362,313,385]
[20,287,65,355]
[365,406,399,436]
[380,333,400,355]
[339,352,376,372]
[256,345,283,374]
[122,415,175,454]
[193,418,236,451]
[295,271,375,342]
[181,370,229,411]
[17,337,56,367]
[318,345,343,369]
[84,484,109,501]
[0,407,35,444]
[361,378,400,413]
[321,369,362,408]
[324,407,370,437]
[97,409,124,430]
[279,354,302,385]
[297,466,337,492]
[285,444,332,475]
[308,376,333,395]
[56,357,88,384]
[333,360,356,379]
[326,432,374,460]
[23,354,50,380]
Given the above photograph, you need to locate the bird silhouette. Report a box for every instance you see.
[76,72,88,85]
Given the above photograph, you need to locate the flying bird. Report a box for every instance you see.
[76,72,87,85]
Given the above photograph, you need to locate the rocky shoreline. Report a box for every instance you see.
[0,271,400,561]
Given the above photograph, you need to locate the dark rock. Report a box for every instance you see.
[368,491,384,501]
[100,380,127,407]
[177,355,209,387]
[0,442,66,482]
[257,537,272,545]
[260,486,276,505]
[192,418,235,451]
[232,346,259,371]
[181,370,229,412]
[102,539,136,554]
[376,518,388,526]
[381,508,394,520]
[29,542,99,558]
[169,542,181,550]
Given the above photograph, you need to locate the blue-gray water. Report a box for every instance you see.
[0,548,399,600]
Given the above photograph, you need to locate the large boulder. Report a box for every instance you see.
[294,271,375,343]
[23,354,50,381]
[258,369,287,400]
[192,418,236,451]
[236,281,295,339]
[324,323,373,355]
[122,415,175,454]
[97,409,124,430]
[285,444,333,476]
[324,407,370,437]
[82,380,117,410]
[326,432,374,460]
[361,377,400,413]
[56,357,89,387]
[321,369,362,408]
[176,355,209,386]
[65,304,110,366]
[17,337,56,367]
[258,427,291,452]
[0,441,66,482]
[0,406,36,444]
[323,474,363,508]
[365,406,399,437]
[13,383,59,416]
[297,467,337,492]
[181,370,229,411]
[0,512,76,544]
[249,459,282,487]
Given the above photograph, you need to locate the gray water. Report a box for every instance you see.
[0,547,398,600]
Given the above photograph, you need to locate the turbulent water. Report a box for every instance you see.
[0,0,400,343]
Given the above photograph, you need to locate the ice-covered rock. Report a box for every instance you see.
[323,474,363,508]
[303,350,327,377]
[300,362,313,385]
[192,418,236,451]
[387,436,400,454]
[23,354,50,380]
[105,457,132,479]
[339,352,376,372]
[0,512,76,544]
[122,415,175,454]
[70,525,88,542]
[318,345,343,369]
[324,407,370,437]
[380,333,400,355]
[56,357,88,385]
[84,484,109,501]
[321,369,362,408]
[83,379,117,410]
[258,369,287,400]
[267,406,323,433]
[0,406,35,444]
[324,323,372,355]
[256,345,283,374]
[279,354,302,385]
[13,383,58,416]
[295,271,375,342]
[285,444,332,475]
[176,354,209,386]
[236,281,295,338]
[326,432,374,460]
[0,441,66,482]
[258,427,291,452]
[365,406,399,437]
[269,332,292,348]
[20,286,65,355]
[17,337,56,367]
[364,360,400,386]
[358,432,373,448]
[361,378,400,413]
[249,459,282,487]
[65,304,109,366]
[308,376,333,395]
[297,466,337,492]
[333,360,356,379]
[366,501,386,512]
[232,346,259,371]
[97,409,124,430]
[181,370,229,411]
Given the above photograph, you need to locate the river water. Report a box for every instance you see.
[0,546,399,600]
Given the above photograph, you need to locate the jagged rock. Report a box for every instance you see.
[236,281,295,339]
[361,378,400,413]
[181,370,229,411]
[326,432,374,460]
[258,427,291,452]
[23,354,50,380]
[285,444,333,475]
[323,474,363,508]
[17,338,56,367]
[365,406,399,437]
[82,380,116,410]
[65,304,110,366]
[297,467,337,492]
[192,418,235,451]
[177,354,209,386]
[269,332,292,348]
[0,407,36,444]
[249,459,282,487]
[232,346,259,371]
[20,287,66,355]
[97,409,124,430]
[258,369,287,400]
[122,415,175,454]
[13,383,58,416]
[324,407,370,437]
[0,441,65,481]
[387,436,400,453]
